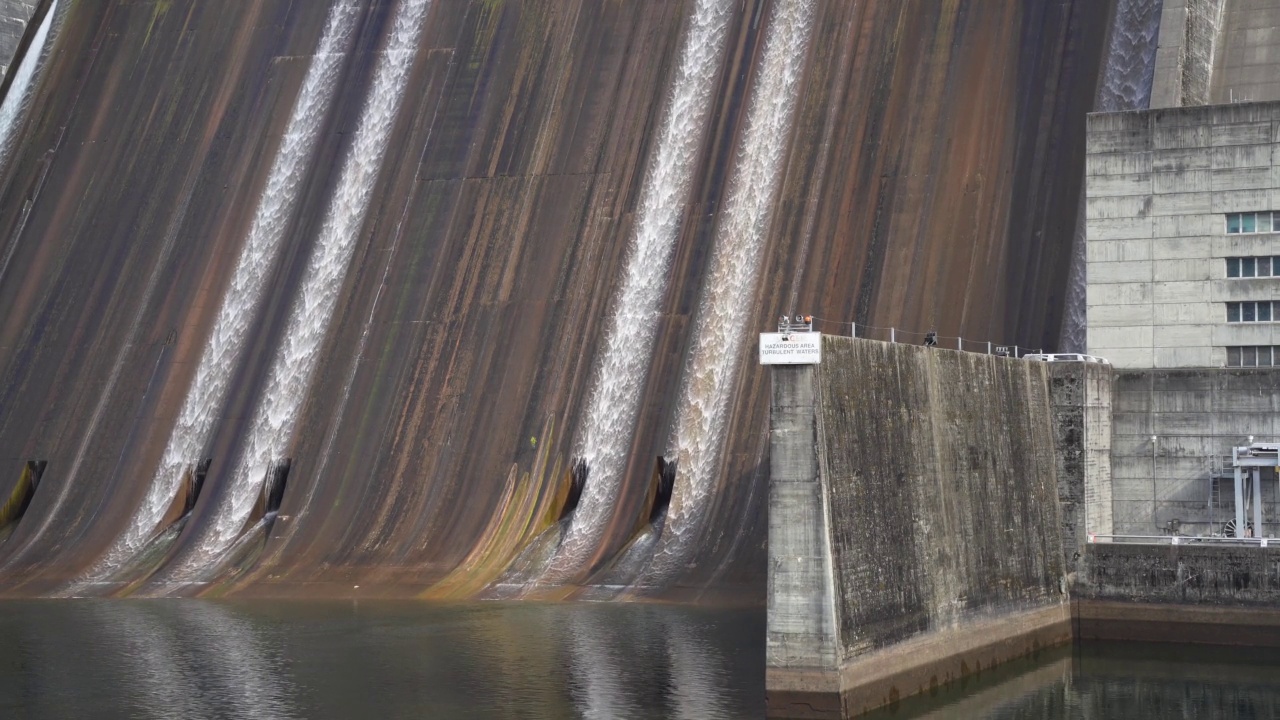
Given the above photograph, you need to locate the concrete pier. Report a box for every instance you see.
[767,337,1071,718]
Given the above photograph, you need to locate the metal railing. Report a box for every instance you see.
[795,316,1044,358]
[1088,533,1273,547]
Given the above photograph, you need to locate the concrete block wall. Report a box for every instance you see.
[1110,367,1280,536]
[1086,101,1280,368]
[0,0,38,79]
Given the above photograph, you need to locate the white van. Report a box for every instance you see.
[1023,353,1110,365]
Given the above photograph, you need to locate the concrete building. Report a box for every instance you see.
[1085,101,1280,369]
[1090,0,1280,370]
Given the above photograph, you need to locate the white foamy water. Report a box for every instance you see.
[165,0,432,583]
[77,1,363,582]
[541,0,735,584]
[1059,0,1161,352]
[0,0,60,171]
[646,0,813,582]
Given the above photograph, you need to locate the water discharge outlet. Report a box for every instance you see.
[544,0,736,585]
[647,0,815,584]
[0,460,45,542]
[163,0,433,588]
[81,0,363,590]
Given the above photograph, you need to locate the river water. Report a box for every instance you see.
[5,601,1280,719]
[0,601,762,719]
[877,641,1280,720]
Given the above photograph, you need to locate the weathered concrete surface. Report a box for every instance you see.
[767,365,839,672]
[1077,542,1280,646]
[1085,101,1280,368]
[1049,362,1114,573]
[1082,542,1280,603]
[0,0,37,79]
[1152,0,1226,108]
[767,337,1069,718]
[1110,368,1280,536]
[1210,0,1280,104]
[1077,596,1280,645]
[0,0,1114,598]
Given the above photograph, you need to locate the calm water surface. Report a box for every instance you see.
[882,641,1280,720]
[0,600,763,719]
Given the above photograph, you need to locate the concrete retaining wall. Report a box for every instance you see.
[767,337,1070,718]
[1111,368,1280,537]
[1083,541,1280,603]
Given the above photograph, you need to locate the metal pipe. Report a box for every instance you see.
[1152,435,1159,531]
[1254,467,1263,537]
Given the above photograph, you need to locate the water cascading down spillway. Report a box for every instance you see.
[1059,0,1162,352]
[0,0,61,172]
[534,0,736,587]
[157,0,432,590]
[643,0,814,585]
[72,0,364,588]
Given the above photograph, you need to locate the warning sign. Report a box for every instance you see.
[759,332,822,365]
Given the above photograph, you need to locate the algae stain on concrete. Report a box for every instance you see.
[142,1,173,49]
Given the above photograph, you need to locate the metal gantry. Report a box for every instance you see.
[1230,442,1279,539]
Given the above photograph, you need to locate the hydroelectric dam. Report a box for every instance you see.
[0,0,1111,604]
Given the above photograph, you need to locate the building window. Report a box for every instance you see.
[1226,301,1277,322]
[1227,257,1280,278]
[1227,346,1280,367]
[1226,211,1279,234]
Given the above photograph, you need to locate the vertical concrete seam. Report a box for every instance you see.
[811,361,842,664]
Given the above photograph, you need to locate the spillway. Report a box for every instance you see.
[1059,0,1162,353]
[77,0,363,586]
[645,0,813,585]
[0,0,57,172]
[540,0,735,585]
[0,0,1114,600]
[159,0,432,587]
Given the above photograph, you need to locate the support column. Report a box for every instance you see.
[1254,468,1263,538]
[1235,466,1245,536]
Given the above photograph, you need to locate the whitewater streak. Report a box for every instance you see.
[542,0,735,583]
[164,0,431,584]
[78,1,363,581]
[0,0,60,171]
[1059,0,1161,352]
[647,0,813,582]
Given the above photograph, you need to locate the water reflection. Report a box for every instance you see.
[0,600,763,720]
[877,642,1280,720]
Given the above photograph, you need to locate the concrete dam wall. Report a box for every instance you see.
[768,337,1070,718]
[0,0,1112,599]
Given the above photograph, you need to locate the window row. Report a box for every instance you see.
[1226,346,1280,367]
[1226,212,1280,234]
[1227,301,1280,322]
[1226,257,1280,278]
